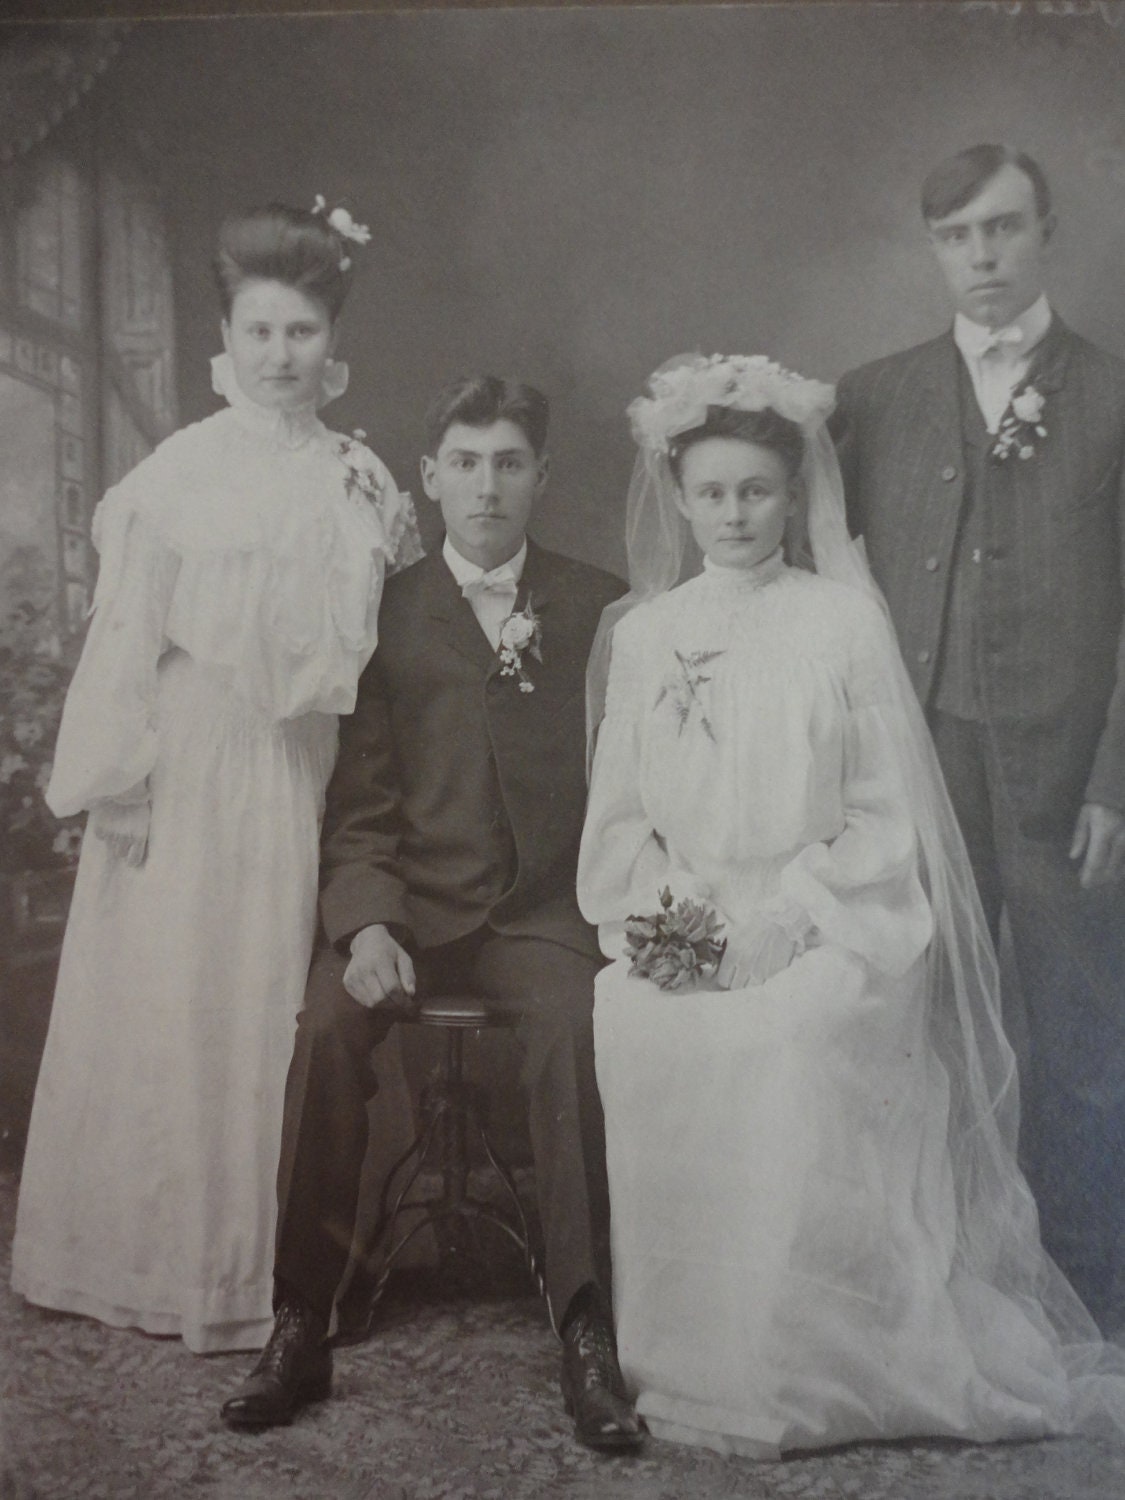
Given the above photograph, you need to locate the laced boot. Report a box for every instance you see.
[220,1297,332,1429]
[560,1289,643,1452]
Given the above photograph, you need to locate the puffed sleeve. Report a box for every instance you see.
[772,602,934,976]
[364,448,423,576]
[578,608,674,958]
[45,486,180,817]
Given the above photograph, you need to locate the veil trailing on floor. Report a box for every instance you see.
[586,352,1125,1433]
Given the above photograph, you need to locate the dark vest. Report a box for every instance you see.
[932,361,991,719]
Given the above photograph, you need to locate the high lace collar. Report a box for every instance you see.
[210,352,348,450]
[701,548,786,589]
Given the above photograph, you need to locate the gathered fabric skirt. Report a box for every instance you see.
[11,651,338,1353]
[594,945,1075,1459]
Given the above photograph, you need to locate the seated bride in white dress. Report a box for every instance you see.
[577,353,1125,1458]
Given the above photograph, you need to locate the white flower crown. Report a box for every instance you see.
[628,354,836,455]
[311,194,372,271]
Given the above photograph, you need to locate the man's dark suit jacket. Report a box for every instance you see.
[834,316,1125,838]
[317,538,627,961]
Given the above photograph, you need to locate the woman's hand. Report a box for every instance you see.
[717,912,798,990]
[90,796,151,867]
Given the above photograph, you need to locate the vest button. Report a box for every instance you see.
[918,649,932,664]
[925,556,940,572]
[941,465,958,482]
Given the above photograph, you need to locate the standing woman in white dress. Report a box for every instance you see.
[11,201,421,1354]
[578,354,1125,1457]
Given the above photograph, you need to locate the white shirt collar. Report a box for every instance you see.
[442,535,528,588]
[953,293,1051,363]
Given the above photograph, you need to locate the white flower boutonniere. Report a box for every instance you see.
[337,430,385,506]
[498,597,543,693]
[992,384,1048,462]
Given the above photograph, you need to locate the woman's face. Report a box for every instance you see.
[222,278,336,411]
[674,437,795,570]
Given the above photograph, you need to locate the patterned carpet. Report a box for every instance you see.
[3,1169,1125,1500]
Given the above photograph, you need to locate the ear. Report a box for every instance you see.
[1040,212,1057,250]
[671,485,694,521]
[534,452,551,493]
[221,319,232,354]
[419,453,440,503]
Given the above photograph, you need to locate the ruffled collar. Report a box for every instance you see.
[210,352,348,450]
[701,548,786,589]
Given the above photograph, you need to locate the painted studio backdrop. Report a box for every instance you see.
[2,0,1125,1140]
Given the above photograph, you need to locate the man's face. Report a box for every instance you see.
[927,163,1055,329]
[421,420,548,570]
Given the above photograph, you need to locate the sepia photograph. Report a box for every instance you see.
[2,2,1125,1496]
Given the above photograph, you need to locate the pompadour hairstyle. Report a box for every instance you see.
[920,144,1052,224]
[424,375,550,456]
[213,203,351,321]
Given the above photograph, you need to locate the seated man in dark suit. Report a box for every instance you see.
[221,375,639,1450]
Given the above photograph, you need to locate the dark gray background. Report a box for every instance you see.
[93,2,1125,566]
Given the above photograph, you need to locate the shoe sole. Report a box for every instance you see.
[221,1370,333,1430]
[561,1385,645,1452]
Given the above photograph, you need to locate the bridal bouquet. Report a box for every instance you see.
[624,886,727,991]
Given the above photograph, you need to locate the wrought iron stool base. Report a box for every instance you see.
[333,995,543,1346]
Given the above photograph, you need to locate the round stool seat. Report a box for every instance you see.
[411,995,518,1029]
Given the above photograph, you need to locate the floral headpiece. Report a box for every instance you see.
[628,354,836,456]
[311,194,372,271]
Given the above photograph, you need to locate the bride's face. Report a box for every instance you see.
[674,437,794,570]
[222,278,336,411]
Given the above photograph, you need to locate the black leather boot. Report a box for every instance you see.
[560,1289,643,1452]
[220,1297,332,1429]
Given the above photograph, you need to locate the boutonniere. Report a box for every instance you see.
[497,595,543,693]
[337,429,385,505]
[992,384,1048,463]
[654,649,724,743]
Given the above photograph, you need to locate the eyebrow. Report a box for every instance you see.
[934,209,1027,232]
[446,447,529,458]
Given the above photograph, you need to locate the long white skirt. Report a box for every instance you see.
[594,945,1073,1458]
[11,651,337,1353]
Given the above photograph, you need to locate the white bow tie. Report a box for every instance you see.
[963,324,1025,359]
[461,563,519,601]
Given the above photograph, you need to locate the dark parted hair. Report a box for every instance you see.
[921,144,1052,224]
[213,203,351,321]
[424,375,550,456]
[667,404,806,485]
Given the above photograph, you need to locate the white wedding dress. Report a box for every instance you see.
[578,555,1081,1457]
[11,362,420,1352]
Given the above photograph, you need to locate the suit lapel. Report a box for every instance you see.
[1022,312,1072,400]
[911,333,964,446]
[516,539,553,622]
[422,549,501,675]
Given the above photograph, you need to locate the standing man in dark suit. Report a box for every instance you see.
[833,144,1125,1336]
[221,375,640,1448]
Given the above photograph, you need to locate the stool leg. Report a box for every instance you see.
[443,1029,469,1210]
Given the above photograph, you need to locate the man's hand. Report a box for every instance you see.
[1069,802,1125,890]
[343,924,416,1008]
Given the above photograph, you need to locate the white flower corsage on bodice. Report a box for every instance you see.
[497,596,543,693]
[337,429,388,506]
[992,383,1047,462]
[655,648,725,743]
